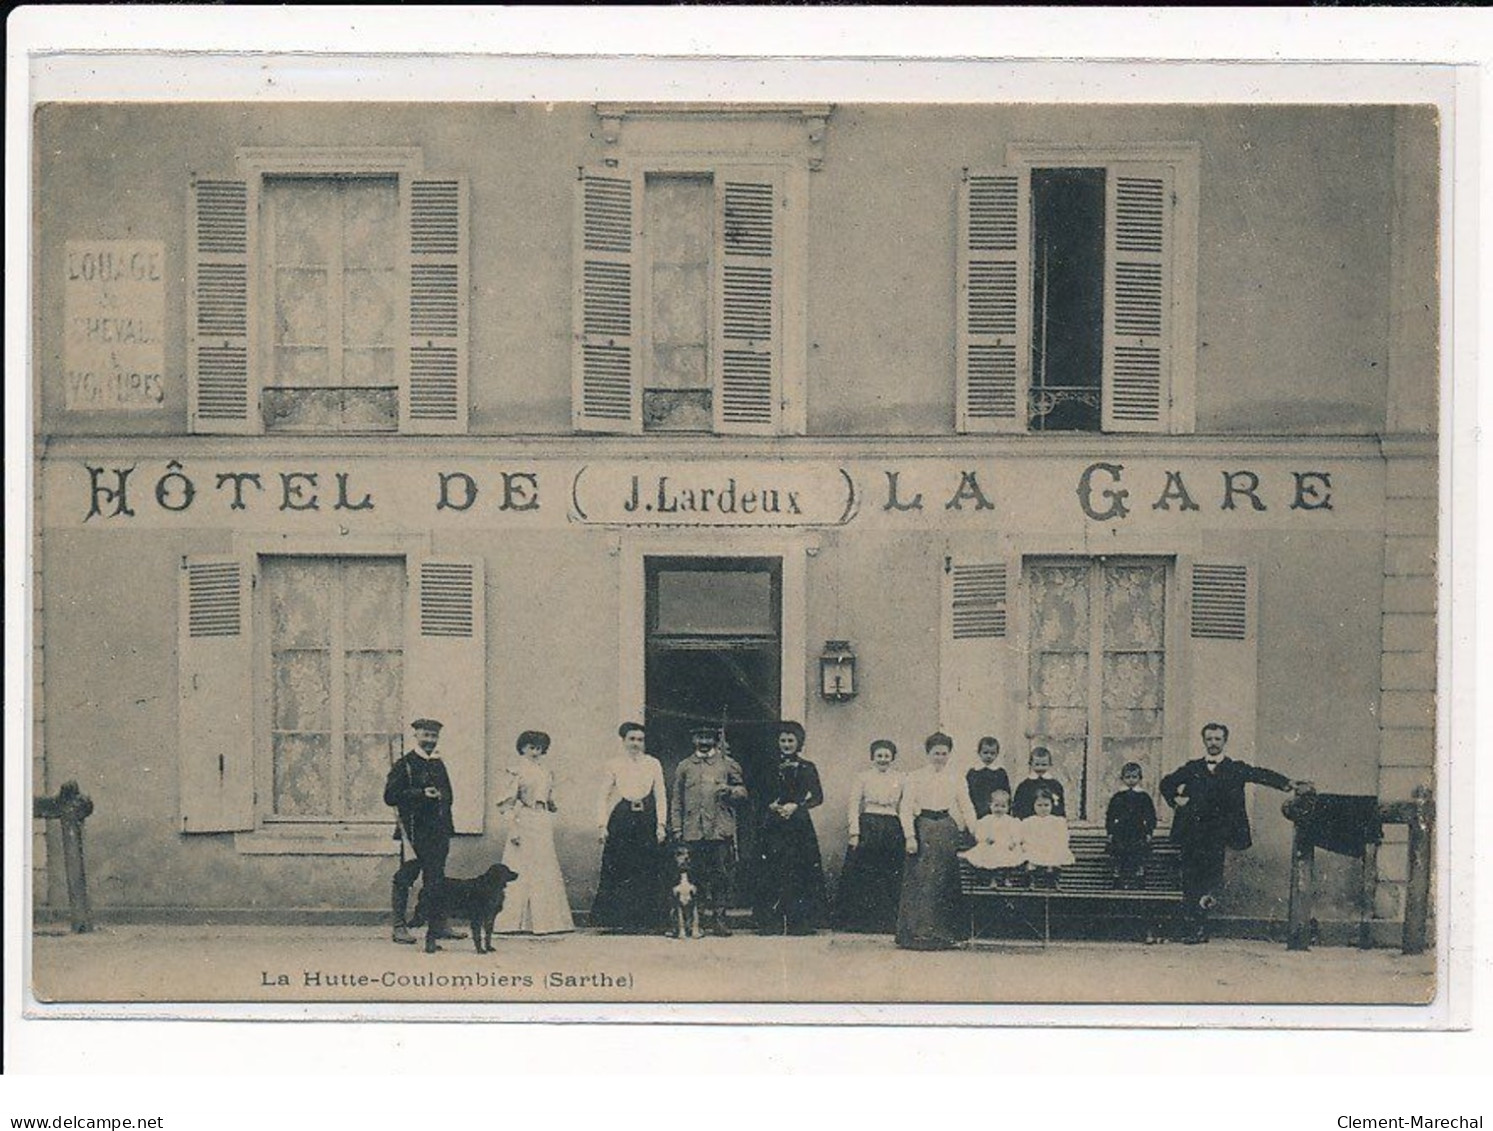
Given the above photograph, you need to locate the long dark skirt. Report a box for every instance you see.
[895,812,966,950]
[833,812,904,933]
[591,797,664,933]
[757,813,827,932]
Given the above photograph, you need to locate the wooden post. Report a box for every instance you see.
[33,781,94,933]
[1287,824,1315,951]
[1402,784,1433,956]
[1359,842,1379,950]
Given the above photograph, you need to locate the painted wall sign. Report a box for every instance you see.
[571,462,857,527]
[44,455,1370,532]
[63,240,166,411]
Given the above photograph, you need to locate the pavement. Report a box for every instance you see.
[29,923,1436,1010]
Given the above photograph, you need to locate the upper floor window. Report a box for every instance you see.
[572,104,828,437]
[188,149,468,436]
[957,143,1199,434]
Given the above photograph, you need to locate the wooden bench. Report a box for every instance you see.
[960,830,1184,945]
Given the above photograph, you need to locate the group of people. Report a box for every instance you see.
[385,716,1297,950]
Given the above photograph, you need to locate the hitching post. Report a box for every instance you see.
[33,781,95,933]
[1401,784,1433,956]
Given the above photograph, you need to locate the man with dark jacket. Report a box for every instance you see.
[1160,722,1296,943]
[385,718,465,949]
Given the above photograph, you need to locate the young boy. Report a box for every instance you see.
[965,735,1011,820]
[1105,761,1158,890]
[1011,746,1067,820]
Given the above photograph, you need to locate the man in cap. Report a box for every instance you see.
[669,724,748,936]
[384,718,465,947]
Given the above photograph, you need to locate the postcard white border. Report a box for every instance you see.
[5,5,1488,1088]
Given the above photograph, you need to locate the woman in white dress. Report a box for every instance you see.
[493,730,575,936]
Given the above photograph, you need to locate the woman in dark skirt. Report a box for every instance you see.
[591,721,668,933]
[833,738,906,933]
[895,732,974,951]
[755,721,827,935]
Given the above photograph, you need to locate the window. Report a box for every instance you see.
[1025,558,1168,820]
[572,103,825,436]
[940,550,1257,827]
[261,177,402,434]
[957,144,1198,434]
[574,164,787,435]
[263,557,404,822]
[188,149,468,435]
[178,553,487,846]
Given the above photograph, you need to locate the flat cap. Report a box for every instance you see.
[411,718,444,732]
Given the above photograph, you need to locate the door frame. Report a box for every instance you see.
[619,533,810,727]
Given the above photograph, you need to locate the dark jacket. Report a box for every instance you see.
[765,757,824,826]
[1012,775,1066,820]
[966,766,1012,819]
[384,750,456,841]
[1159,757,1291,852]
[1105,788,1159,849]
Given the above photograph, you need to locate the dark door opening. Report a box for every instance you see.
[645,557,782,907]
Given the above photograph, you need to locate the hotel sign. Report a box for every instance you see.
[571,463,857,527]
[50,454,1360,532]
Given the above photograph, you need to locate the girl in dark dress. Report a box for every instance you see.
[755,721,827,935]
[833,738,906,933]
[591,722,668,933]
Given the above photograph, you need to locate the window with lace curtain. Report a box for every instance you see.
[1025,557,1169,820]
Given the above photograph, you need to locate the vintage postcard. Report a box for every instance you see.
[18,41,1464,1027]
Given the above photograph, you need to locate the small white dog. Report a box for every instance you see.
[670,846,701,940]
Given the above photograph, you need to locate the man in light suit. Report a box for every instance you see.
[1160,722,1296,944]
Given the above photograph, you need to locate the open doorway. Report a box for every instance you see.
[645,557,782,906]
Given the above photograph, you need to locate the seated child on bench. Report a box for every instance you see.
[958,787,1026,887]
[1021,788,1074,890]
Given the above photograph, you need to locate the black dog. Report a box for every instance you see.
[426,864,519,954]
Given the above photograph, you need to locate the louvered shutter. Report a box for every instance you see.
[188,177,257,434]
[939,555,1022,758]
[573,167,642,433]
[1185,561,1258,761]
[714,170,783,435]
[1103,165,1173,433]
[404,177,469,434]
[179,556,255,831]
[405,558,486,833]
[958,170,1030,433]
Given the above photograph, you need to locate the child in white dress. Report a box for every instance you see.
[958,788,1027,886]
[1021,788,1074,890]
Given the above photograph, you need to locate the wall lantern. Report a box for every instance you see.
[819,640,858,702]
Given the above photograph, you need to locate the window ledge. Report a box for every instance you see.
[235,825,400,856]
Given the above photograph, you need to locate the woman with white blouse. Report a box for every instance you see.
[492,730,575,936]
[832,738,906,933]
[895,732,974,951]
[590,721,668,934]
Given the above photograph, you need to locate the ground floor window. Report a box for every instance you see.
[262,556,406,823]
[1025,557,1168,820]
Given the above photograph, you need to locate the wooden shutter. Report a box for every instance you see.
[1103,165,1173,433]
[1185,561,1257,761]
[404,176,469,434]
[179,556,255,831]
[405,558,487,834]
[958,170,1030,433]
[188,177,257,434]
[939,555,1022,757]
[573,167,642,433]
[714,170,783,435]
